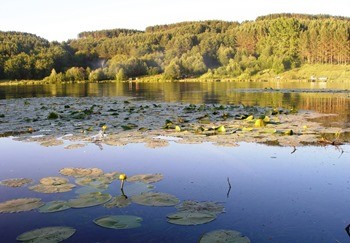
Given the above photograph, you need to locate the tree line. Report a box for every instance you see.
[0,14,349,82]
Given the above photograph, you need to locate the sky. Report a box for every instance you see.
[1,0,349,42]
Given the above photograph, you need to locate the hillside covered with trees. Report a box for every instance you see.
[0,14,349,82]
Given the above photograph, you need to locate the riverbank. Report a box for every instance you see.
[1,64,349,86]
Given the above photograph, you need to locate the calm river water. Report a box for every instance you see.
[1,81,350,242]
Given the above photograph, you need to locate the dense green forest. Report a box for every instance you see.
[0,14,349,82]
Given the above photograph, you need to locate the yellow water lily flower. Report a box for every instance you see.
[119,174,127,181]
[254,119,265,127]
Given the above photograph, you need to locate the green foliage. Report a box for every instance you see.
[89,68,106,81]
[1,15,349,81]
[4,53,34,79]
[163,59,182,80]
[65,67,87,82]
[47,112,59,119]
[43,69,65,83]
[115,68,127,81]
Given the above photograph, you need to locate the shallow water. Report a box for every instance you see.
[1,138,350,242]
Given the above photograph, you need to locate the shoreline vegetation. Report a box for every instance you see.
[1,64,349,86]
[0,13,349,86]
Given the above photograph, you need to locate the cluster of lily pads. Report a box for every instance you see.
[0,97,348,148]
[0,167,251,242]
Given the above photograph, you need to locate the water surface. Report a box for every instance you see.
[1,138,350,242]
[1,81,349,127]
[1,81,350,242]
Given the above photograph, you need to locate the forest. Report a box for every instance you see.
[0,14,349,82]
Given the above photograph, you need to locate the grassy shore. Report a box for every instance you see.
[1,64,349,86]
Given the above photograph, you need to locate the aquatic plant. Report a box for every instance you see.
[0,198,44,213]
[0,178,33,187]
[16,226,76,242]
[38,201,71,213]
[167,211,216,225]
[127,173,163,184]
[93,215,142,229]
[59,167,104,178]
[103,196,132,208]
[131,192,180,206]
[29,177,75,193]
[199,229,251,243]
[68,192,112,208]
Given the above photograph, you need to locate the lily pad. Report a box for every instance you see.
[64,143,86,150]
[131,192,179,206]
[104,196,132,208]
[29,178,76,194]
[16,226,76,242]
[123,182,155,196]
[75,172,120,188]
[0,198,44,213]
[199,229,251,243]
[0,178,33,187]
[127,174,163,184]
[40,177,69,186]
[74,186,105,195]
[39,138,64,147]
[38,201,71,213]
[68,192,112,208]
[1,96,348,148]
[145,139,169,148]
[75,178,108,189]
[176,200,225,215]
[93,215,142,229]
[59,167,104,178]
[167,211,216,225]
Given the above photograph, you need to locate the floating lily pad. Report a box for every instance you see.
[40,139,64,147]
[176,200,225,215]
[127,174,163,184]
[29,178,75,194]
[145,139,169,148]
[64,143,86,149]
[40,177,69,186]
[93,215,142,229]
[38,201,71,213]
[75,172,120,188]
[0,198,44,213]
[1,96,348,148]
[74,186,105,195]
[123,182,155,196]
[131,192,179,206]
[75,178,108,189]
[167,211,216,225]
[68,192,112,208]
[104,196,132,208]
[59,167,104,178]
[16,226,76,242]
[199,230,251,243]
[0,178,33,187]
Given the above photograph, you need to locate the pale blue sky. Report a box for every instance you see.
[1,0,349,42]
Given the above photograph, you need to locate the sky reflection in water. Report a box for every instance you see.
[1,138,350,242]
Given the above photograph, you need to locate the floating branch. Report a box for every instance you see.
[291,146,297,154]
[227,177,232,198]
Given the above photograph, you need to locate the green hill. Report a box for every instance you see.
[0,14,349,82]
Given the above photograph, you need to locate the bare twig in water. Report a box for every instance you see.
[227,177,232,198]
[336,146,344,158]
[345,224,350,237]
[291,146,297,154]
